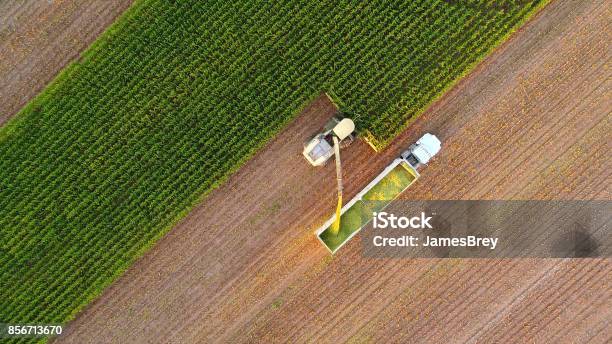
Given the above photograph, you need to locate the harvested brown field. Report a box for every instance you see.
[52,0,610,342]
[0,0,133,124]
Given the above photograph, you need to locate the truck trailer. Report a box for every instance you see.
[316,133,441,253]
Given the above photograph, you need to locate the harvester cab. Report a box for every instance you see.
[302,117,355,166]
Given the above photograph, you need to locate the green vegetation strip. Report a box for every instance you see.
[0,0,548,328]
[319,162,417,252]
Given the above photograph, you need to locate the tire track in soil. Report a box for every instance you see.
[449,127,606,341]
[479,259,611,344]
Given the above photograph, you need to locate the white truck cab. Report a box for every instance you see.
[401,133,441,168]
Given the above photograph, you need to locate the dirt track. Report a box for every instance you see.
[48,0,611,342]
[0,0,133,124]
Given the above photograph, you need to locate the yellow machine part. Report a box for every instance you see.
[330,135,343,236]
[330,195,342,235]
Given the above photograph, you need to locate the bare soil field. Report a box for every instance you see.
[0,0,133,125]
[56,0,610,343]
